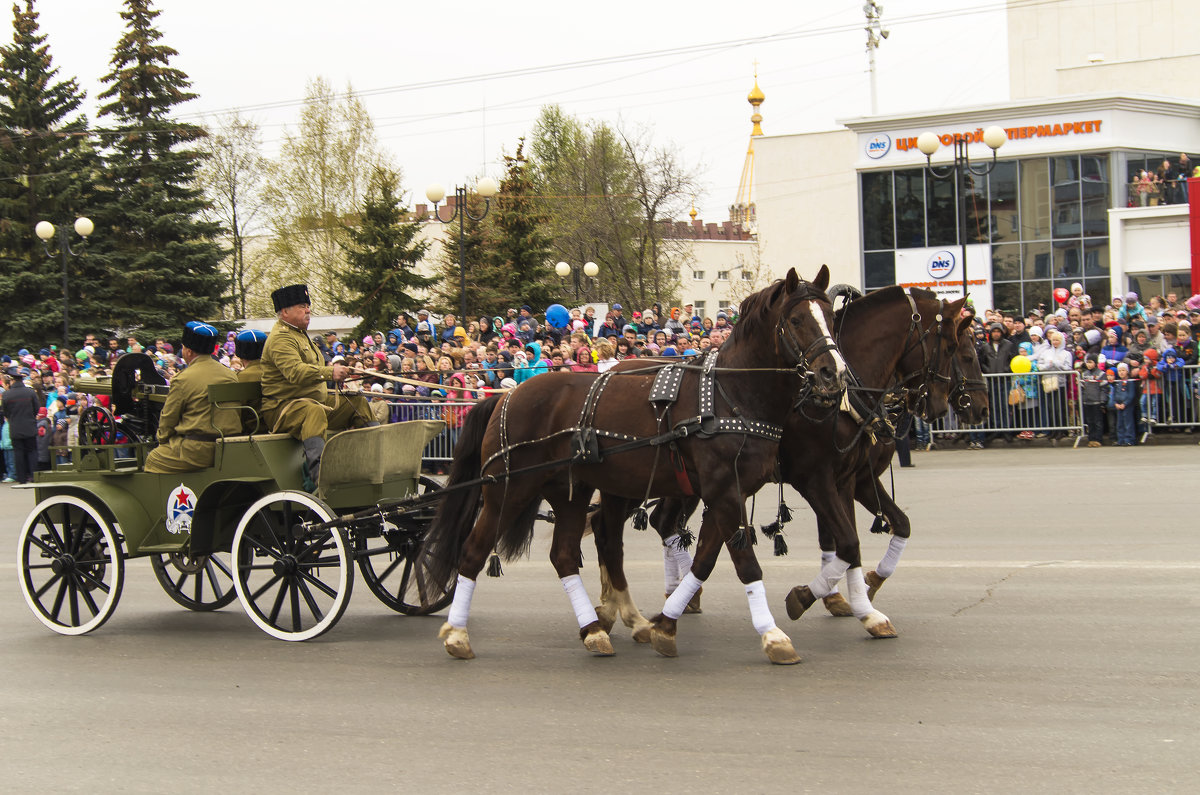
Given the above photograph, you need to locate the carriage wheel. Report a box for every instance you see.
[18,495,124,636]
[232,491,353,641]
[355,476,455,615]
[80,405,117,446]
[150,551,242,611]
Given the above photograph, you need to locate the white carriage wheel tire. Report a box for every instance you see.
[17,495,125,636]
[231,491,353,642]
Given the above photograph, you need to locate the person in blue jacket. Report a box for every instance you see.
[1108,361,1139,446]
[514,341,549,383]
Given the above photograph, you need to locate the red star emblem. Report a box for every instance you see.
[174,488,191,508]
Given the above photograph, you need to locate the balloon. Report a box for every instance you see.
[1010,355,1032,373]
[545,303,569,329]
[1053,287,1069,304]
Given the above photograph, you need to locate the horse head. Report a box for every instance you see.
[949,319,989,425]
[892,291,966,420]
[776,265,847,406]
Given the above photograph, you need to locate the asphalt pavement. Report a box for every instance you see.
[0,444,1196,793]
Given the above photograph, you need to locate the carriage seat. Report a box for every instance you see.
[207,381,265,438]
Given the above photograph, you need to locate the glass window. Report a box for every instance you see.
[988,161,1018,243]
[716,271,729,281]
[1128,274,1162,303]
[1083,239,1109,278]
[926,172,957,247]
[1023,280,1052,317]
[1051,156,1082,239]
[1020,158,1050,240]
[862,171,894,250]
[964,171,989,244]
[991,243,1021,282]
[1053,240,1082,280]
[692,270,705,281]
[1080,155,1109,237]
[694,301,705,317]
[1167,272,1192,301]
[864,251,895,290]
[894,169,925,248]
[1022,240,1052,280]
[992,282,1022,315]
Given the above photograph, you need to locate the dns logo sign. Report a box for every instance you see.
[927,250,956,279]
[865,134,891,159]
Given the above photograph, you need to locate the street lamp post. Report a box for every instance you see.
[425,178,499,323]
[917,126,1006,298]
[35,217,93,348]
[554,260,600,302]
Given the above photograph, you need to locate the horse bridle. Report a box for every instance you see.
[948,339,987,412]
[775,285,841,402]
[892,294,957,419]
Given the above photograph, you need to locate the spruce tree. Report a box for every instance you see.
[91,0,225,339]
[0,0,96,351]
[337,166,433,336]
[431,189,503,319]
[492,139,555,312]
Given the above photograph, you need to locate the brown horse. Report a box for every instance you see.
[589,287,969,643]
[421,268,846,663]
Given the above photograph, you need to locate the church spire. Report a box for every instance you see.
[732,64,763,232]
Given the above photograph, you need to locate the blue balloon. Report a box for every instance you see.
[545,303,569,328]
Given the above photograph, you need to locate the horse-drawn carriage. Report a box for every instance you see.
[16,353,450,641]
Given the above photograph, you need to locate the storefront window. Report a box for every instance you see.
[1053,240,1082,280]
[992,243,1021,281]
[1019,158,1050,240]
[861,171,894,250]
[863,251,895,290]
[926,173,957,247]
[894,169,925,248]
[964,172,988,243]
[1051,156,1081,239]
[991,282,1022,315]
[988,162,1018,243]
[1022,240,1052,280]
[1022,280,1052,316]
[1080,155,1109,237]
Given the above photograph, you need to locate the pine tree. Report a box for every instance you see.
[337,166,432,337]
[491,139,555,312]
[0,0,96,351]
[91,0,225,339]
[430,189,503,320]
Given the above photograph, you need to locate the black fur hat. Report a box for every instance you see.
[182,321,220,354]
[271,284,310,313]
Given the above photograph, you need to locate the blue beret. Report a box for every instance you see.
[234,329,268,359]
[182,321,220,353]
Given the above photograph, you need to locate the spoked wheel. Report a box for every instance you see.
[18,495,124,635]
[232,491,353,641]
[355,476,455,615]
[80,405,117,446]
[151,551,241,611]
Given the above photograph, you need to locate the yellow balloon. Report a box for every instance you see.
[1011,354,1032,374]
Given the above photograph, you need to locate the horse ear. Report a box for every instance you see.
[956,313,974,337]
[943,297,967,329]
[784,268,799,293]
[811,265,830,292]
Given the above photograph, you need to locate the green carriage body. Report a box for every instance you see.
[19,376,448,639]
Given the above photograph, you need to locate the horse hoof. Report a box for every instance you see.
[762,628,802,665]
[631,620,653,644]
[822,592,854,617]
[784,585,816,621]
[594,604,617,634]
[666,590,703,614]
[439,623,475,659]
[583,629,615,656]
[862,611,897,639]
[650,629,678,657]
[865,570,886,601]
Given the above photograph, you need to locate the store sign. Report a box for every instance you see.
[895,245,993,311]
[927,250,956,279]
[865,133,891,159]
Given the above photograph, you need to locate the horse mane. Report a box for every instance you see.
[835,284,906,326]
[730,278,789,343]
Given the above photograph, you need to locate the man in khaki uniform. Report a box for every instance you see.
[145,322,242,473]
[260,284,374,485]
[234,329,268,433]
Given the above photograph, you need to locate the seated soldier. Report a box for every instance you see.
[144,322,242,473]
[234,329,269,432]
[260,284,374,486]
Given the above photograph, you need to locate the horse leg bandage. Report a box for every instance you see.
[845,567,872,618]
[561,574,599,629]
[821,550,841,594]
[663,534,692,593]
[447,574,477,628]
[663,572,704,619]
[875,536,907,579]
[745,580,777,635]
[808,557,850,598]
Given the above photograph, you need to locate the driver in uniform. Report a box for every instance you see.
[234,329,269,433]
[260,284,374,486]
[144,322,241,473]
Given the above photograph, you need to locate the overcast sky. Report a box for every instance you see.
[35,0,1010,221]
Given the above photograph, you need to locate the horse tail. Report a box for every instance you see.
[423,394,502,591]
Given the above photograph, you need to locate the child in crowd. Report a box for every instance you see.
[1158,347,1189,423]
[1137,349,1162,430]
[1078,354,1108,447]
[1109,362,1138,445]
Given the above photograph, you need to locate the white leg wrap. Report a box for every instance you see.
[663,535,682,593]
[561,574,599,629]
[745,580,777,635]
[807,557,850,598]
[844,567,873,618]
[666,535,692,589]
[662,572,704,620]
[447,574,476,629]
[820,550,840,594]
[875,535,908,579]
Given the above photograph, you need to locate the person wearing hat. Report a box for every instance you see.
[144,322,242,474]
[260,284,375,487]
[1,366,40,483]
[232,329,269,430]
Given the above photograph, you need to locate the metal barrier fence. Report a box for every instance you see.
[377,398,476,464]
[925,364,1200,446]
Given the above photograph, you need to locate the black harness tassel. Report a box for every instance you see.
[778,501,792,524]
[486,554,503,578]
[773,533,789,557]
[760,520,781,538]
[869,514,889,535]
[677,527,694,550]
[729,526,749,551]
[632,507,649,531]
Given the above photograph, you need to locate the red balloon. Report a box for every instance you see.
[1053,287,1069,304]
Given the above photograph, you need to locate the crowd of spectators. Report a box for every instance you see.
[1130,153,1196,206]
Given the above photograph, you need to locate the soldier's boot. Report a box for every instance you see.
[302,436,325,491]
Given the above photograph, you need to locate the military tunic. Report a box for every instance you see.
[260,319,372,440]
[144,356,241,473]
[236,361,265,433]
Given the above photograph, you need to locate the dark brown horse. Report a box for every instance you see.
[590,286,969,643]
[421,268,846,663]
